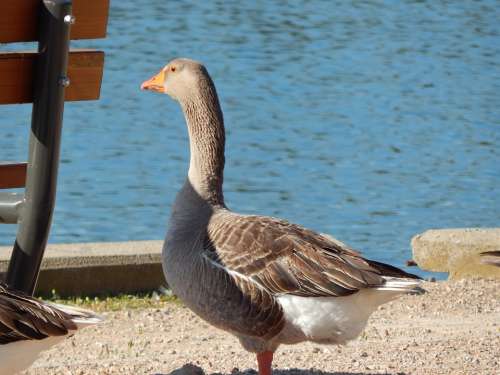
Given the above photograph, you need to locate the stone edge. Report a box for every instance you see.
[0,240,166,296]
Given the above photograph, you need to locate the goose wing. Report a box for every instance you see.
[204,212,419,298]
[0,282,75,345]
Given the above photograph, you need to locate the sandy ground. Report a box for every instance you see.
[26,279,499,375]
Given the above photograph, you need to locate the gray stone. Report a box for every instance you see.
[411,228,500,280]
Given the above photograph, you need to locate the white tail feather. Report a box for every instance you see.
[375,277,424,294]
[49,302,104,327]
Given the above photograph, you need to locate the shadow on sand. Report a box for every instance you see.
[153,364,406,375]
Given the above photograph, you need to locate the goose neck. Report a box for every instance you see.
[182,95,225,206]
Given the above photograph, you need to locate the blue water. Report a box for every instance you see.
[1,1,499,277]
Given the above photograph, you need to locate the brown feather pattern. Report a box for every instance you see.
[205,212,419,300]
[0,282,76,345]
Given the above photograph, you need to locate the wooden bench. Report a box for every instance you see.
[0,0,109,294]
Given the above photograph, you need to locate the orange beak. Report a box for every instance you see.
[141,70,166,93]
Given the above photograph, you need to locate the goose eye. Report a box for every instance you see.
[171,66,176,72]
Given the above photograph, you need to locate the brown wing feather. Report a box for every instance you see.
[205,212,419,298]
[0,282,76,345]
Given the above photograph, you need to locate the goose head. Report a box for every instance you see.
[141,58,209,102]
[140,58,226,204]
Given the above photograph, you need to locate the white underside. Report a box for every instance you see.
[0,335,68,375]
[0,303,103,375]
[278,278,420,344]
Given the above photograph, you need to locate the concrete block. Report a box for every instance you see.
[0,240,166,296]
[411,228,500,280]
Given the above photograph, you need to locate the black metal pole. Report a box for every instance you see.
[6,0,73,294]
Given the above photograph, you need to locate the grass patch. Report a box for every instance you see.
[42,289,181,312]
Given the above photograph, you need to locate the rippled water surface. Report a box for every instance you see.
[1,1,499,277]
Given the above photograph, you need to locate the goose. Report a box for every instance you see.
[0,281,103,374]
[141,58,423,375]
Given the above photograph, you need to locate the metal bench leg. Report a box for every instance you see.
[6,0,72,294]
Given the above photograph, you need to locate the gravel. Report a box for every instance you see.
[26,278,499,375]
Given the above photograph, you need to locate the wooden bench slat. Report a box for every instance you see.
[0,0,110,43]
[0,50,105,104]
[71,0,110,41]
[0,163,27,189]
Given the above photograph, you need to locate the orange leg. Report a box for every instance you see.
[256,351,274,375]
